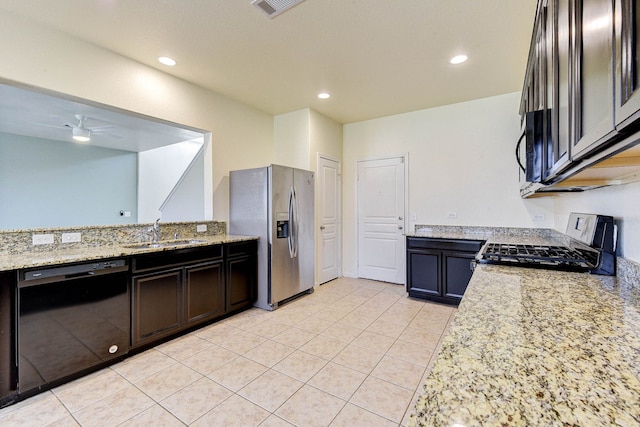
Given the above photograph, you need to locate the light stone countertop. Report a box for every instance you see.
[409,263,640,426]
[0,234,258,271]
[405,225,574,246]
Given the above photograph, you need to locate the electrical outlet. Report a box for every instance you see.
[532,214,545,221]
[447,212,457,219]
[32,234,54,245]
[196,224,207,232]
[61,232,82,243]
[411,212,417,221]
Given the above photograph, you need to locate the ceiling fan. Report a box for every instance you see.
[30,114,121,142]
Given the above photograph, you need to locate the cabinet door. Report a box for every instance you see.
[545,0,573,179]
[0,272,16,403]
[615,0,640,128]
[185,261,225,326]
[572,0,616,160]
[132,270,182,347]
[226,255,256,313]
[406,249,440,297]
[443,252,476,300]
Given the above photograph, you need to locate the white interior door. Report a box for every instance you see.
[317,156,340,284]
[357,156,406,284]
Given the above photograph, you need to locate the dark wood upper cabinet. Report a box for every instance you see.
[615,0,640,128]
[520,0,640,190]
[545,0,573,178]
[572,0,617,161]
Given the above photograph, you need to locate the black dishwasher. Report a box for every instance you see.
[18,259,129,395]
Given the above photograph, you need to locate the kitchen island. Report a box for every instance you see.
[409,262,640,426]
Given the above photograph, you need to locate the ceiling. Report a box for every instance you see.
[0,0,537,125]
[0,83,205,152]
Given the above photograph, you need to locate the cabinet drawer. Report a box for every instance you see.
[132,245,223,273]
[407,237,484,253]
[225,240,258,258]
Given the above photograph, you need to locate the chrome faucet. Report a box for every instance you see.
[150,218,161,243]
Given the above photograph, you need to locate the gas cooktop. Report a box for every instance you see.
[476,213,617,276]
[478,242,599,272]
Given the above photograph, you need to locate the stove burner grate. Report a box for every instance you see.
[480,243,599,269]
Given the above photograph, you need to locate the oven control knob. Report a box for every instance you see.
[109,345,119,354]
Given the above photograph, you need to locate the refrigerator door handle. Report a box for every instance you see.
[288,187,295,258]
[290,186,299,258]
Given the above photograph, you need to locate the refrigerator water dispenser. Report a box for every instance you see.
[276,220,289,238]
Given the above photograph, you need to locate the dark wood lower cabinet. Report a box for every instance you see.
[131,241,257,349]
[407,250,441,298]
[406,237,484,305]
[132,270,183,347]
[443,251,477,299]
[0,271,17,407]
[225,241,257,313]
[186,261,225,325]
[1,239,258,407]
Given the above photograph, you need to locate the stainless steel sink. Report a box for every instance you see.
[124,239,208,250]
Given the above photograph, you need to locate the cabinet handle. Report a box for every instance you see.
[398,216,403,220]
[398,225,403,230]
[320,225,326,230]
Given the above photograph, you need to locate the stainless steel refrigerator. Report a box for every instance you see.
[229,165,315,310]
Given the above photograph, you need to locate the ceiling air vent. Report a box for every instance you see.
[251,0,306,18]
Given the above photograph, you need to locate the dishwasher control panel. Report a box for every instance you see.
[21,259,128,283]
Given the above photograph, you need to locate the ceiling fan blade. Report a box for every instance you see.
[88,125,116,131]
[83,116,114,125]
[28,122,67,129]
[92,130,124,139]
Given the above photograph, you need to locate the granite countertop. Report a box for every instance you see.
[405,225,574,247]
[409,263,640,426]
[0,234,258,271]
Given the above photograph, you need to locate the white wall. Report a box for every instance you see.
[160,147,206,223]
[309,109,343,167]
[0,132,137,229]
[274,109,310,169]
[0,11,273,222]
[273,108,344,282]
[342,92,554,277]
[138,139,204,223]
[554,181,640,263]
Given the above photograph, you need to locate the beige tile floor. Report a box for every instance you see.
[0,277,456,427]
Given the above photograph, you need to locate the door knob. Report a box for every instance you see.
[398,225,403,230]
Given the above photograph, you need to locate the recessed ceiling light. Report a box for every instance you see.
[450,55,468,65]
[318,92,331,99]
[158,56,177,66]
